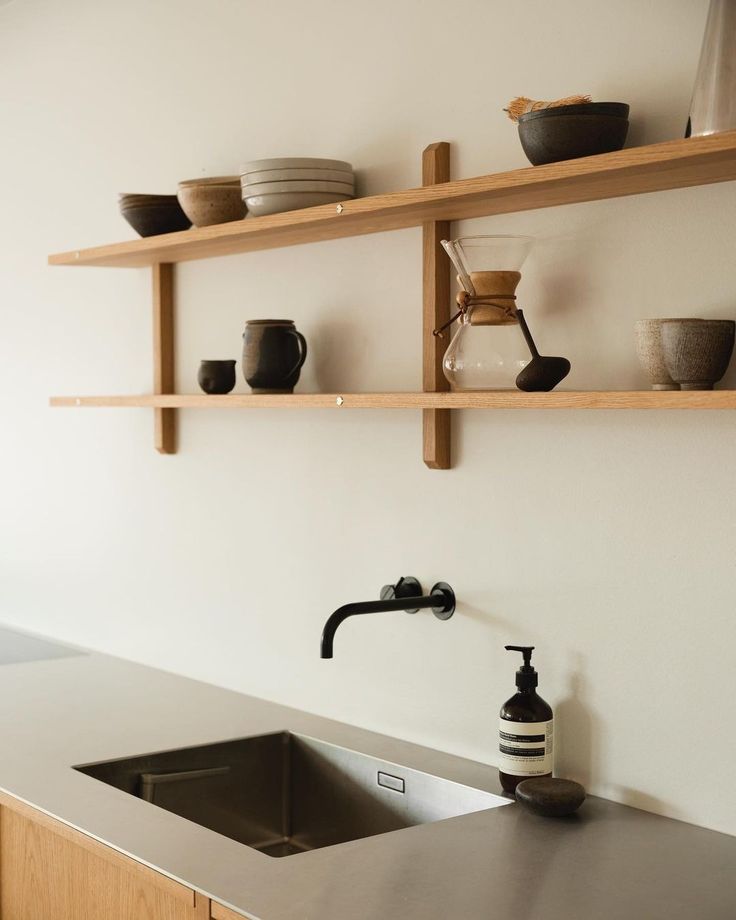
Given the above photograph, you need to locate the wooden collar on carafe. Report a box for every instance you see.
[458,271,520,325]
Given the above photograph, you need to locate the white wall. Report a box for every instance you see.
[2,0,735,835]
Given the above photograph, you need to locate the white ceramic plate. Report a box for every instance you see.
[241,179,355,196]
[241,167,354,184]
[241,157,352,174]
[244,190,353,217]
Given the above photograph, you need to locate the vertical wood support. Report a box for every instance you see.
[422,142,452,469]
[152,262,176,454]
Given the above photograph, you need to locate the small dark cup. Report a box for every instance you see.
[198,359,236,395]
[242,320,307,393]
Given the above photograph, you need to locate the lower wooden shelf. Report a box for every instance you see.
[50,391,736,410]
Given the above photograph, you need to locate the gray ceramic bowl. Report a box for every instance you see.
[662,319,735,390]
[634,318,704,390]
[518,102,629,166]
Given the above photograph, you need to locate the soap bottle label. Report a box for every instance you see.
[498,719,553,776]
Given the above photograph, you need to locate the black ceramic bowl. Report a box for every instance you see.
[518,102,630,166]
[120,196,191,237]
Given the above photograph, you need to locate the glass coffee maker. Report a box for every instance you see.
[440,235,534,390]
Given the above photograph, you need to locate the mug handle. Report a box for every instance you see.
[286,330,308,377]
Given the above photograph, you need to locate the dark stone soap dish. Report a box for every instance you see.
[515,777,586,817]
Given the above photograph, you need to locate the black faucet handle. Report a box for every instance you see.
[379,576,424,613]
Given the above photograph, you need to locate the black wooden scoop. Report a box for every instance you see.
[515,310,571,392]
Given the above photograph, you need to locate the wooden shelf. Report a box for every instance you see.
[50,138,736,464]
[50,391,736,410]
[49,131,736,268]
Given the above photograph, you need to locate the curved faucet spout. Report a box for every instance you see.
[320,580,455,658]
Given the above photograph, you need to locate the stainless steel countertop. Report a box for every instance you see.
[0,637,733,920]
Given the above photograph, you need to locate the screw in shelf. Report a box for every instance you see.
[75,399,81,406]
[336,396,344,406]
[336,204,344,214]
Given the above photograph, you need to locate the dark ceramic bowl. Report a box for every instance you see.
[518,102,630,166]
[120,196,191,237]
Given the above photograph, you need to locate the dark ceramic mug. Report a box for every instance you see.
[198,359,236,395]
[242,320,307,393]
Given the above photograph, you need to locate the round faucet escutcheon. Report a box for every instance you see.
[430,582,455,620]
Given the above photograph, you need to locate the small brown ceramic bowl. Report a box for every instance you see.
[177,177,246,227]
[120,197,191,237]
[518,102,629,166]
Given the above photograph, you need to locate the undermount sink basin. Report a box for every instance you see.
[76,732,510,857]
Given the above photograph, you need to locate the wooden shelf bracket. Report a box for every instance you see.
[422,142,452,470]
[152,263,176,454]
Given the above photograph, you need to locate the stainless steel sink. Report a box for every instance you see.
[76,732,510,857]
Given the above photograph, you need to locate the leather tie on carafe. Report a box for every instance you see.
[433,271,522,337]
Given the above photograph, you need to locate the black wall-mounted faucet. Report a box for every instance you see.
[320,576,456,658]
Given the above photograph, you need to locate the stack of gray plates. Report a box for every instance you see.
[240,157,355,217]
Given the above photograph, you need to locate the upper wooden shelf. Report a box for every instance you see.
[49,131,736,269]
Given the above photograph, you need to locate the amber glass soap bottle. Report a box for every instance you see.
[499,645,553,794]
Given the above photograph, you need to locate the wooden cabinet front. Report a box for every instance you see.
[0,796,210,920]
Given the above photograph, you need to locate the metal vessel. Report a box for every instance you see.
[688,0,736,136]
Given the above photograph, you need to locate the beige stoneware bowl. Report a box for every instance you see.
[177,178,246,227]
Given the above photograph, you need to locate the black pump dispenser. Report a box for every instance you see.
[498,644,553,794]
[505,645,538,690]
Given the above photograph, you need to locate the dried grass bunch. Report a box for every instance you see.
[504,95,592,122]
